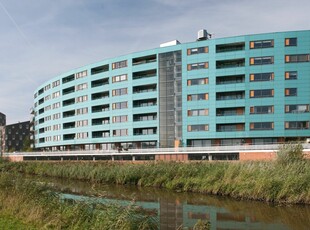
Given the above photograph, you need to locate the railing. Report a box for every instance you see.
[5,143,310,156]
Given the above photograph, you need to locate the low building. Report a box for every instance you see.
[5,121,30,152]
[0,112,6,155]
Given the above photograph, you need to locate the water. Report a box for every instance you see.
[39,177,310,230]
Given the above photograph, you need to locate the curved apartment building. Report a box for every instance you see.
[33,30,310,151]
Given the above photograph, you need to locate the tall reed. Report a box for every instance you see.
[1,157,309,204]
[0,172,158,229]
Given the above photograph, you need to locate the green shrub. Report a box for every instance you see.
[277,142,304,164]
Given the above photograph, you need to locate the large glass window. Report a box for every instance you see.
[187,93,208,101]
[187,78,208,86]
[112,88,128,96]
[187,62,208,71]
[113,129,128,136]
[250,105,274,114]
[187,46,208,55]
[250,72,274,82]
[250,89,274,98]
[188,109,209,116]
[250,40,274,49]
[285,121,309,130]
[285,104,309,113]
[112,74,128,83]
[112,115,128,123]
[285,88,297,96]
[112,60,127,69]
[112,101,128,110]
[250,56,274,65]
[285,71,298,80]
[250,122,274,130]
[285,38,297,46]
[187,124,209,132]
[285,54,309,63]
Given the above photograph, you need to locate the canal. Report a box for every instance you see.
[38,176,310,230]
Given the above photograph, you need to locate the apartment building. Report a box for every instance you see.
[33,30,310,151]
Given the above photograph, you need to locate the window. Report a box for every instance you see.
[187,78,208,86]
[113,129,128,136]
[52,80,60,88]
[187,93,208,101]
[187,46,208,55]
[76,83,88,91]
[285,88,297,96]
[76,95,88,103]
[112,101,128,110]
[250,89,274,98]
[53,135,61,141]
[250,40,274,49]
[188,109,209,116]
[285,71,297,80]
[76,120,88,127]
[187,62,208,71]
[112,88,128,96]
[44,95,51,101]
[52,91,60,98]
[285,121,309,130]
[250,105,274,114]
[187,124,209,132]
[45,105,51,111]
[112,74,128,83]
[133,113,157,122]
[53,113,61,120]
[285,38,297,46]
[285,104,309,113]
[285,54,309,63]
[75,70,87,79]
[250,122,274,130]
[250,56,274,65]
[112,60,127,69]
[250,72,274,82]
[76,132,88,139]
[44,84,51,91]
[52,102,60,109]
[112,115,128,123]
[76,107,88,115]
[53,124,61,131]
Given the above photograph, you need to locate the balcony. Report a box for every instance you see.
[216,58,245,69]
[216,91,245,100]
[216,42,245,53]
[132,54,156,66]
[216,123,245,132]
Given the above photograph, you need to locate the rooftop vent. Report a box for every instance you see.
[197,29,211,41]
[160,40,181,47]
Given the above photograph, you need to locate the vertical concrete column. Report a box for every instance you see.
[132,155,135,161]
[208,154,212,161]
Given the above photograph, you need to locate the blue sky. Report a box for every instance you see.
[0,0,309,124]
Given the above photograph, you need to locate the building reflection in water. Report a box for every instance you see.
[40,176,309,230]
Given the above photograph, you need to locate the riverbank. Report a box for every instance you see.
[1,158,309,204]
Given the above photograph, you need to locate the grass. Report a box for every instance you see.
[1,158,309,204]
[0,171,158,229]
[0,214,36,230]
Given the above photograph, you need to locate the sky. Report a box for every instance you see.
[0,0,309,124]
